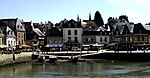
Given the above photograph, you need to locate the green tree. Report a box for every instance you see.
[107,17,117,32]
[107,17,117,26]
[119,15,129,22]
[87,21,97,27]
[94,11,104,27]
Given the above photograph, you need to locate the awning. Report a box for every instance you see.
[82,44,90,47]
[22,45,31,48]
[136,44,150,46]
[45,43,63,47]
[0,45,7,48]
[83,43,103,47]
[108,43,117,46]
[93,43,103,47]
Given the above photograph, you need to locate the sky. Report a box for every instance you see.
[0,0,150,24]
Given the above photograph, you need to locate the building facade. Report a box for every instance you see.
[63,19,82,50]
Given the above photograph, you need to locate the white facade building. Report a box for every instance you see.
[62,19,82,50]
[6,26,16,50]
[63,28,82,43]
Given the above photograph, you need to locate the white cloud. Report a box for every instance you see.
[105,0,150,24]
[132,0,150,9]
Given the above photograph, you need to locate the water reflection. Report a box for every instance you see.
[0,62,150,78]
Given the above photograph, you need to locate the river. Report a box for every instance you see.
[0,61,150,78]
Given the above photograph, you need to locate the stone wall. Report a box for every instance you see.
[0,53,32,66]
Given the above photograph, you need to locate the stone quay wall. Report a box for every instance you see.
[0,53,32,66]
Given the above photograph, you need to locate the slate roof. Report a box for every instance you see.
[63,19,82,28]
[46,27,62,37]
[33,28,45,36]
[0,18,25,31]
[0,22,15,36]
[114,23,150,35]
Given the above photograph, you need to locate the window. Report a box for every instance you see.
[22,40,24,45]
[19,41,21,45]
[18,33,20,38]
[104,37,107,42]
[68,23,71,27]
[74,30,77,35]
[68,37,71,41]
[142,36,144,41]
[68,30,71,35]
[100,37,102,42]
[17,25,19,28]
[86,39,88,42]
[8,40,10,45]
[20,26,22,29]
[91,39,93,42]
[138,36,140,41]
[74,37,78,42]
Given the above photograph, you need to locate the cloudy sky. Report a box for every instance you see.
[0,0,149,24]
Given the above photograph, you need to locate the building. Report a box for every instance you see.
[111,15,150,51]
[0,18,26,49]
[0,22,16,51]
[63,19,82,50]
[45,27,63,51]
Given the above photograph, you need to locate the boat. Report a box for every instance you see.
[49,55,57,63]
[37,55,45,62]
[68,56,78,62]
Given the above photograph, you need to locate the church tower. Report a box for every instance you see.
[77,14,80,22]
[89,12,91,20]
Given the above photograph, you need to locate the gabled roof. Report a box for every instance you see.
[97,26,106,31]
[133,23,147,34]
[0,18,25,31]
[63,19,82,28]
[0,22,15,36]
[46,27,62,37]
[33,28,45,36]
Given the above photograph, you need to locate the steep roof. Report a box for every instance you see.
[63,19,82,28]
[0,18,25,31]
[33,28,45,36]
[46,27,62,37]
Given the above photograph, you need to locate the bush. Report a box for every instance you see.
[15,50,21,54]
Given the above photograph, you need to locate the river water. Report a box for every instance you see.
[0,61,150,78]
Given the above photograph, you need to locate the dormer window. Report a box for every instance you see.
[11,31,13,35]
[20,26,22,29]
[68,23,71,27]
[75,23,77,27]
[17,25,19,28]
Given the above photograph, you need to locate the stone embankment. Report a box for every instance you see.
[0,52,32,66]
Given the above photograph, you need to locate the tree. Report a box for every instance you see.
[119,15,129,22]
[94,11,104,27]
[87,21,97,27]
[107,17,117,32]
[107,17,117,26]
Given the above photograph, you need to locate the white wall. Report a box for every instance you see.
[63,28,82,43]
[6,37,16,50]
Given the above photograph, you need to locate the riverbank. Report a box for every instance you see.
[0,52,32,66]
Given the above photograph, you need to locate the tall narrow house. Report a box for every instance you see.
[63,18,82,50]
[0,18,26,49]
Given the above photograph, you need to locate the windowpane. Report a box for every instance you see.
[68,30,71,35]
[74,37,78,42]
[100,37,102,42]
[74,30,77,35]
